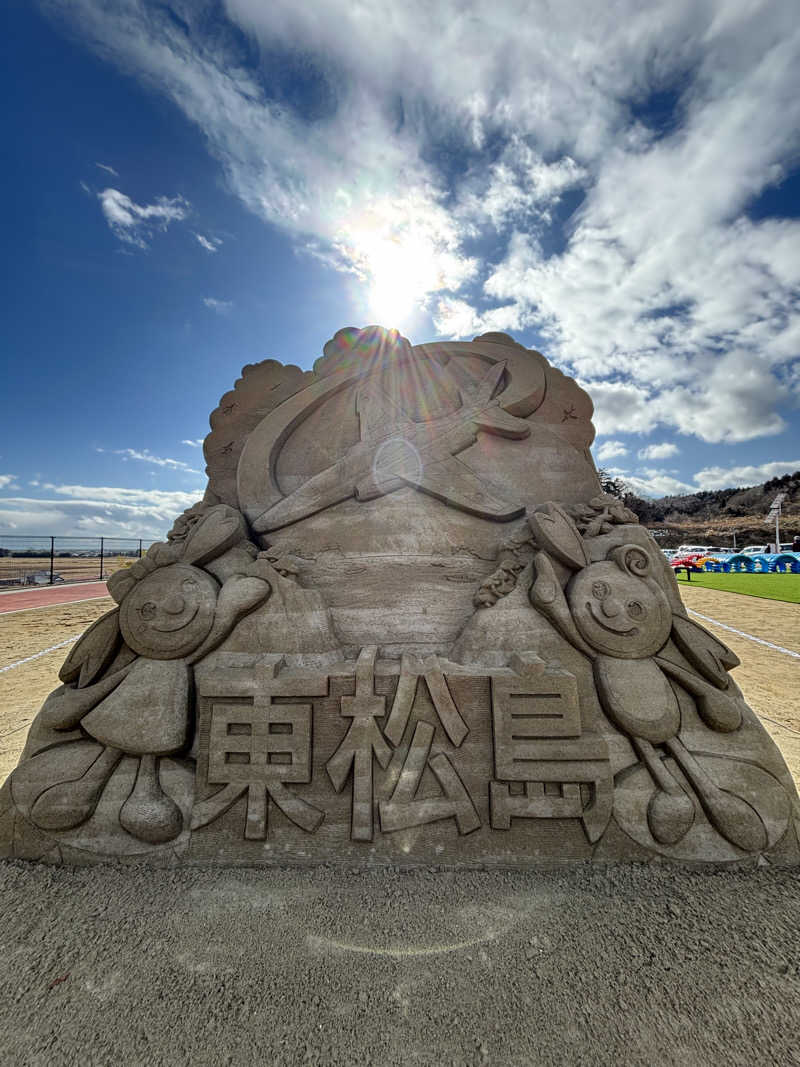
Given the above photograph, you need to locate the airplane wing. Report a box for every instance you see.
[395,454,524,520]
[356,384,415,442]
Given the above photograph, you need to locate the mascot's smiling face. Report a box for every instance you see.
[120,563,219,659]
[567,548,672,658]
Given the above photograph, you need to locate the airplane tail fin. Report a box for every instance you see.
[472,360,507,406]
[471,361,530,437]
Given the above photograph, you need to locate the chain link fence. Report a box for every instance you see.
[0,536,156,590]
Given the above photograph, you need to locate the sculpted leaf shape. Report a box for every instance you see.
[181,505,248,567]
[528,502,589,571]
[59,608,121,688]
[670,615,739,690]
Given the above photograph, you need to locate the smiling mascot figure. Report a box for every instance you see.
[1,327,798,868]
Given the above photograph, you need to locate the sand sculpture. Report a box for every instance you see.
[2,327,798,866]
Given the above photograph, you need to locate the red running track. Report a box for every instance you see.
[0,582,110,615]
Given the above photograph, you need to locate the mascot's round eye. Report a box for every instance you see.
[591,580,610,599]
[139,601,156,620]
[627,600,645,619]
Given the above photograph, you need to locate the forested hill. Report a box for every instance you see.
[603,470,800,548]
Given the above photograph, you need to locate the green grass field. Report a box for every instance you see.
[674,570,800,603]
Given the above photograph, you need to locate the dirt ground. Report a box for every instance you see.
[677,586,800,789]
[1,860,800,1067]
[0,599,116,783]
[1,588,799,1066]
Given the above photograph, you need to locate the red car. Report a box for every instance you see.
[670,553,704,572]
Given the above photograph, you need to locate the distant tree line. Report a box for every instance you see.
[598,468,800,527]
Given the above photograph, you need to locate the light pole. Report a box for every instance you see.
[765,493,787,553]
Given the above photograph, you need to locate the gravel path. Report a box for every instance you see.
[2,860,800,1066]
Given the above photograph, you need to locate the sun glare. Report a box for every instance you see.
[337,197,473,333]
[365,239,427,331]
[338,217,440,332]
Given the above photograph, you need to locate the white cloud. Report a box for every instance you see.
[0,474,19,490]
[619,471,696,498]
[577,378,656,437]
[98,187,189,248]
[638,442,679,460]
[693,459,800,491]
[95,162,119,177]
[43,484,199,505]
[181,439,205,447]
[650,349,789,443]
[47,0,484,326]
[595,440,628,461]
[612,458,800,498]
[194,232,221,252]
[0,487,203,540]
[458,138,587,230]
[432,298,484,339]
[97,447,200,474]
[48,0,800,438]
[203,297,233,314]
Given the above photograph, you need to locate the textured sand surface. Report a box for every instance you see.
[1,589,799,1065]
[1,861,800,1066]
[679,584,800,653]
[0,599,115,782]
[679,586,800,789]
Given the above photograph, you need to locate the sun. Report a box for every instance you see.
[365,239,426,330]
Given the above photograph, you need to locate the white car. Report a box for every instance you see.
[738,543,798,555]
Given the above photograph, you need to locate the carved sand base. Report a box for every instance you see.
[2,327,798,867]
[2,644,798,868]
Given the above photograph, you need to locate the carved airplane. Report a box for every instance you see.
[252,361,532,533]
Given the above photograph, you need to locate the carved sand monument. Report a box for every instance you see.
[2,326,798,866]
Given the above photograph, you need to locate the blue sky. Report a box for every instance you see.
[2,0,799,540]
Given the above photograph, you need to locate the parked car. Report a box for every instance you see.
[25,571,64,585]
[737,543,798,555]
[670,553,706,570]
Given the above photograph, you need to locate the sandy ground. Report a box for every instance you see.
[680,585,800,653]
[0,599,116,783]
[679,586,800,790]
[1,861,800,1065]
[1,589,799,1065]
